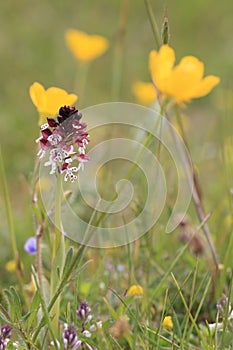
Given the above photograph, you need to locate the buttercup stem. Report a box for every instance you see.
[173,107,219,276]
[50,172,65,337]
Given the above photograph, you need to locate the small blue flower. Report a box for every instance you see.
[24,237,37,255]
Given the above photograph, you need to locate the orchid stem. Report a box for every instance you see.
[50,173,65,337]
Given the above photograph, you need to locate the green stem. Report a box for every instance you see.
[50,173,65,337]
[33,242,87,343]
[74,62,90,106]
[0,146,27,303]
[144,0,161,49]
[36,223,44,296]
[174,107,219,277]
[0,147,18,261]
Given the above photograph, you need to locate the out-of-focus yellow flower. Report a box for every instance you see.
[162,315,173,331]
[29,82,78,125]
[127,284,144,297]
[65,29,109,62]
[149,45,220,104]
[5,260,16,272]
[132,81,157,106]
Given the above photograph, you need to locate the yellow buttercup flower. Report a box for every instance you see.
[149,45,220,104]
[127,284,144,297]
[132,81,157,106]
[29,82,78,125]
[162,315,173,331]
[65,29,109,62]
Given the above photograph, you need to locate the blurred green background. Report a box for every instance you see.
[0,0,232,281]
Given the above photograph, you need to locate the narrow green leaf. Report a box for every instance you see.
[0,310,11,324]
[27,291,41,332]
[10,287,22,320]
[62,247,73,276]
[31,267,59,350]
[3,289,14,321]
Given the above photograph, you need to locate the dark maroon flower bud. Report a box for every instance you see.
[61,162,69,171]
[47,118,59,128]
[40,138,50,150]
[59,106,82,123]
[41,128,52,139]
[59,105,77,118]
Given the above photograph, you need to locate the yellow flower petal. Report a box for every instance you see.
[29,82,46,111]
[65,29,109,62]
[29,82,78,125]
[127,284,144,297]
[173,56,204,81]
[162,316,173,331]
[193,75,220,98]
[149,45,175,93]
[132,81,157,105]
[46,87,77,116]
[166,56,205,102]
[149,45,220,104]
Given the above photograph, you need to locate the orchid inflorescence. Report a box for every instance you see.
[37,105,90,182]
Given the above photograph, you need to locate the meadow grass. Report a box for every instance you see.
[0,1,233,349]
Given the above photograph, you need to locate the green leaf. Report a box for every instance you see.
[31,267,59,350]
[20,311,33,322]
[10,287,22,320]
[62,247,73,276]
[0,310,11,324]
[3,289,15,321]
[27,291,41,332]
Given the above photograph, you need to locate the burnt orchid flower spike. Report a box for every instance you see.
[37,105,89,182]
[47,118,59,127]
